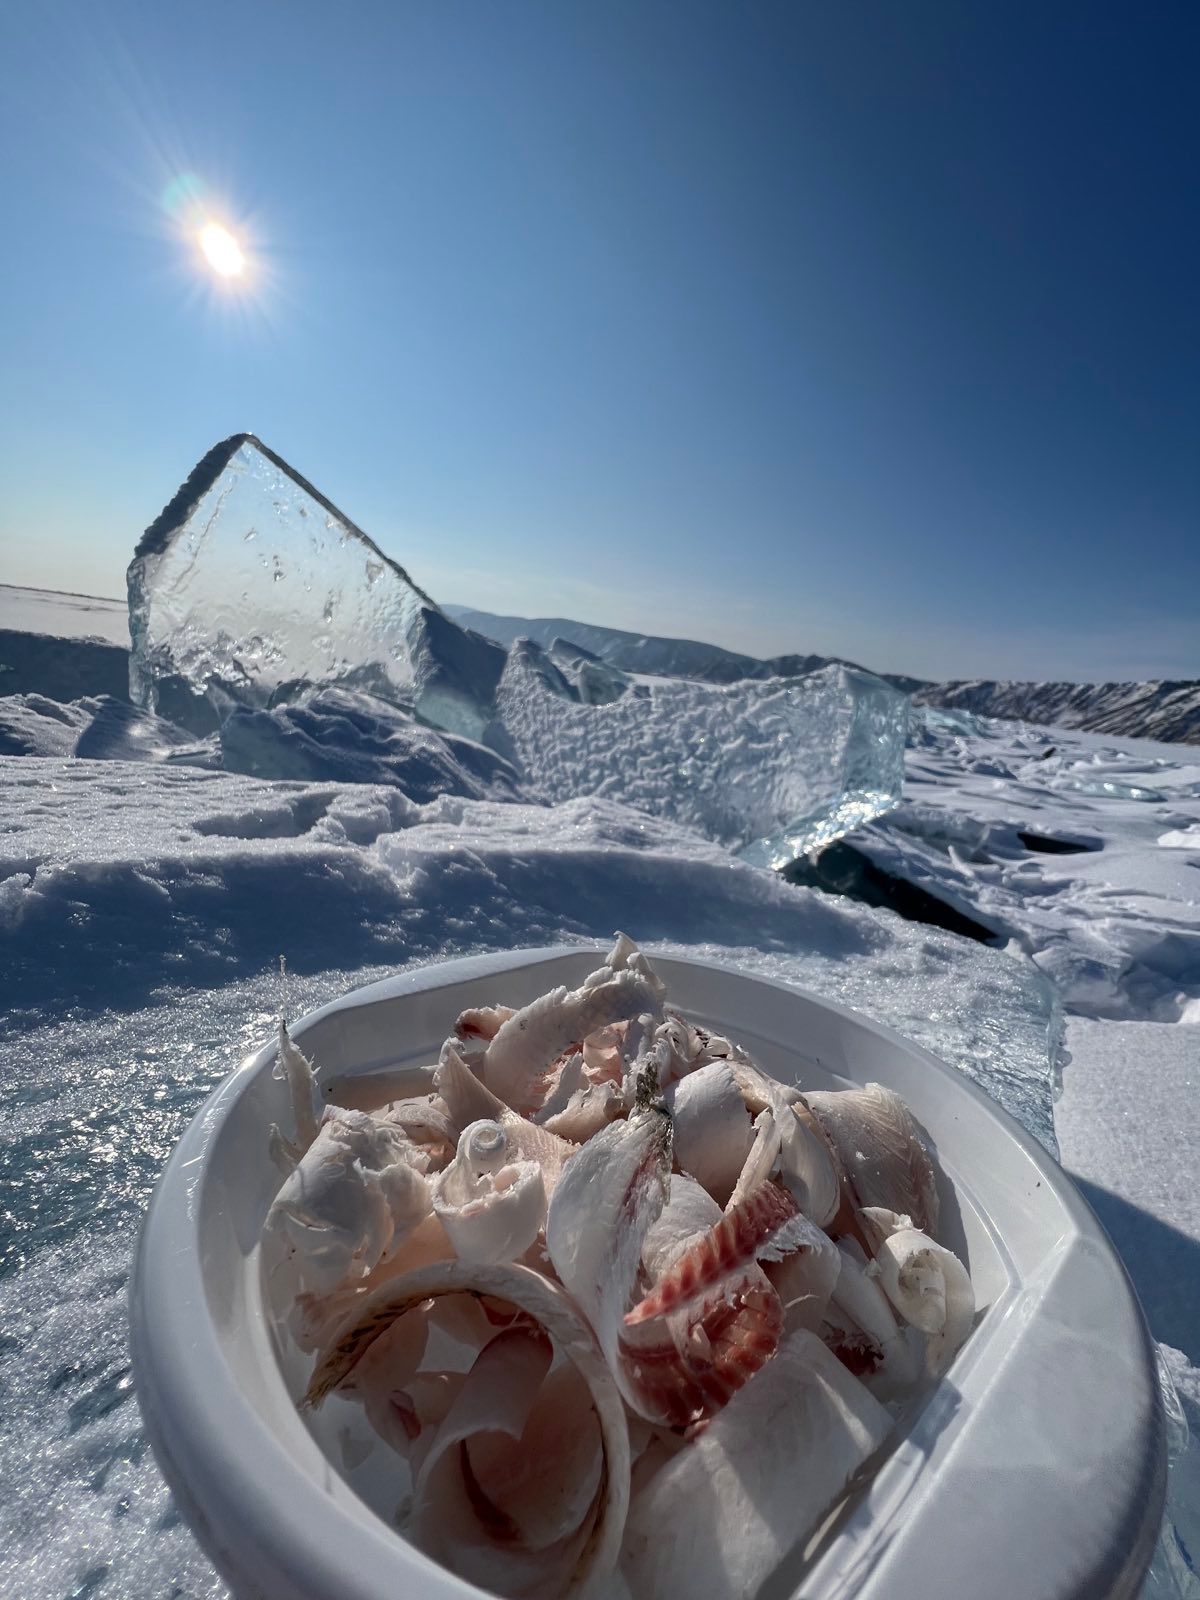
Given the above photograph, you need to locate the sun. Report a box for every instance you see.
[198,222,245,279]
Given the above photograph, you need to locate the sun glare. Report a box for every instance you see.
[199,223,245,279]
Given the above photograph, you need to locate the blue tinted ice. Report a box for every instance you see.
[127,436,504,739]
[497,640,909,863]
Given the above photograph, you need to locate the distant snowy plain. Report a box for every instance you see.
[1,581,1198,1598]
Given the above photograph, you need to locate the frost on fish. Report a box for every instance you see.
[619,1330,892,1600]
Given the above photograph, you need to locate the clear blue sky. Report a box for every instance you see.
[1,2,1196,681]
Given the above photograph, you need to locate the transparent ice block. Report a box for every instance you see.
[496,640,909,862]
[127,436,504,740]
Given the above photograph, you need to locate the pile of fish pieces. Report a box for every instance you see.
[262,936,975,1600]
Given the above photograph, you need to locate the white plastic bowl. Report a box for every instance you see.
[130,946,1166,1600]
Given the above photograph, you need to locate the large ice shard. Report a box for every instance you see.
[496,640,908,863]
[127,435,505,739]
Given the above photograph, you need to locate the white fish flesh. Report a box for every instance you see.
[619,1330,891,1600]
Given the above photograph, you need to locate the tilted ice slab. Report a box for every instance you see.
[127,435,505,740]
[496,639,909,863]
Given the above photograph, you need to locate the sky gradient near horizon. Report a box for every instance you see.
[1,1,1197,682]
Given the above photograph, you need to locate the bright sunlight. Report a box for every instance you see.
[198,222,245,278]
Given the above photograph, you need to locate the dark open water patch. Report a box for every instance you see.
[782,839,996,945]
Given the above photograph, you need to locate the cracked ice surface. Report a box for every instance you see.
[497,640,909,863]
[126,435,505,740]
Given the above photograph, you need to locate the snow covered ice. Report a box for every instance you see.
[497,638,909,862]
[127,435,506,740]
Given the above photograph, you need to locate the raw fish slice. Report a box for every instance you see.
[860,1206,975,1374]
[466,1362,604,1551]
[547,1124,790,1433]
[619,1330,892,1600]
[540,1080,624,1142]
[484,967,665,1114]
[624,1181,813,1326]
[639,1175,722,1279]
[621,1276,782,1429]
[287,1211,453,1350]
[263,1106,432,1306]
[685,1023,754,1072]
[545,1102,673,1413]
[388,1371,466,1470]
[340,1310,432,1454]
[647,1013,704,1089]
[407,1328,591,1596]
[581,1024,627,1085]
[726,1108,782,1208]
[622,1179,789,1431]
[599,932,667,1000]
[410,1325,553,1515]
[455,1003,517,1043]
[436,1044,576,1191]
[432,1120,547,1264]
[268,1020,321,1167]
[725,1055,803,1113]
[304,1259,631,1598]
[827,1241,920,1392]
[727,1060,842,1225]
[651,1010,763,1091]
[806,1082,940,1235]
[377,1096,456,1168]
[534,1051,585,1120]
[665,1062,753,1205]
[412,1490,599,1600]
[763,1223,841,1332]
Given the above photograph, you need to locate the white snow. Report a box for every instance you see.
[1054,1016,1200,1359]
[1,605,1199,1597]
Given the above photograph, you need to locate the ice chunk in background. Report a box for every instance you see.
[123,435,905,849]
[545,637,631,704]
[127,435,505,740]
[495,640,908,862]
